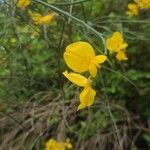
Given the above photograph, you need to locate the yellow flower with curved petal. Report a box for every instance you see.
[64,41,107,77]
[63,71,96,110]
[106,32,128,53]
[29,11,55,25]
[63,70,90,87]
[45,139,58,150]
[134,0,150,9]
[126,3,139,17]
[106,32,128,61]
[45,138,72,150]
[17,0,30,8]
[78,87,96,110]
[40,13,55,25]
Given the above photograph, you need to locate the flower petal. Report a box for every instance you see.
[17,0,30,8]
[64,52,90,73]
[106,37,117,52]
[63,71,88,87]
[127,3,139,16]
[78,87,96,110]
[113,32,124,46]
[93,55,107,64]
[116,51,128,61]
[89,64,97,78]
[116,43,128,52]
[40,13,55,25]
[106,32,124,52]
[64,42,95,73]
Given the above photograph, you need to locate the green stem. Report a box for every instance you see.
[33,0,106,54]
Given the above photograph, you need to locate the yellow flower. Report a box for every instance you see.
[126,3,139,17]
[45,138,72,150]
[106,32,128,61]
[106,32,128,53]
[134,0,150,9]
[45,139,58,150]
[78,87,96,110]
[17,0,30,8]
[40,13,55,25]
[64,139,73,149]
[64,41,107,78]
[29,11,55,25]
[63,71,96,110]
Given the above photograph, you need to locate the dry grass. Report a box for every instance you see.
[0,90,77,150]
[0,90,149,150]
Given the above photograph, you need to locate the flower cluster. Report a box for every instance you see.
[17,1,128,111]
[63,42,107,110]
[45,138,72,150]
[126,0,150,17]
[63,33,128,110]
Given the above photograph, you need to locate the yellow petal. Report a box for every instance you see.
[135,0,150,9]
[78,87,96,110]
[40,13,55,25]
[113,32,124,46]
[64,52,90,73]
[89,64,97,78]
[106,37,117,52]
[63,71,89,87]
[116,51,128,61]
[45,139,58,150]
[17,0,30,8]
[106,32,124,52]
[93,55,107,64]
[116,43,128,52]
[127,3,139,16]
[29,11,55,25]
[64,139,73,149]
[106,37,116,52]
[64,42,95,73]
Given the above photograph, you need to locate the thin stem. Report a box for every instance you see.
[103,66,140,92]
[51,0,90,6]
[33,0,106,54]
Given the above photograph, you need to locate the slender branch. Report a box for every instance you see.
[33,0,106,54]
[50,0,90,6]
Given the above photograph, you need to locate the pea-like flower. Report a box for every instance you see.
[106,32,128,61]
[135,0,150,9]
[64,41,107,78]
[17,0,30,8]
[63,71,96,110]
[45,138,72,150]
[29,11,55,25]
[126,3,139,17]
